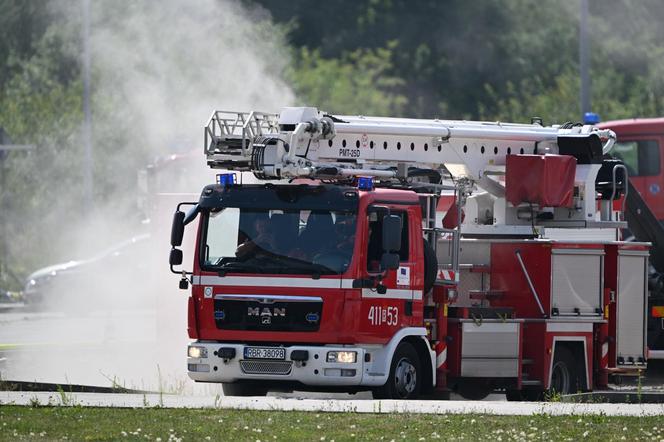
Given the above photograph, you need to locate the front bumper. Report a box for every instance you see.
[187,342,382,387]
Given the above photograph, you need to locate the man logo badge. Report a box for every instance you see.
[248,307,286,325]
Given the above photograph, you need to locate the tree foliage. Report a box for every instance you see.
[257,0,664,122]
[288,42,406,115]
[3,0,664,287]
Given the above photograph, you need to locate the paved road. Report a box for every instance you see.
[1,306,663,400]
[0,303,200,394]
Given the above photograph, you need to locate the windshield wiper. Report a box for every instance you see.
[213,254,337,277]
[269,256,336,278]
[216,261,268,275]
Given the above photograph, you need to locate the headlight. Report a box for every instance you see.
[188,346,208,359]
[326,351,357,364]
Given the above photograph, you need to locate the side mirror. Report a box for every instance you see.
[380,252,400,271]
[171,211,185,247]
[169,248,183,266]
[382,214,401,252]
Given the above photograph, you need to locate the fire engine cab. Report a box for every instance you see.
[170,107,648,399]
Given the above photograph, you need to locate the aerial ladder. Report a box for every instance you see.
[204,107,621,234]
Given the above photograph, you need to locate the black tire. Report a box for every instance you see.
[422,239,437,295]
[525,388,545,401]
[549,347,578,395]
[373,342,422,399]
[456,379,492,400]
[222,382,269,397]
[505,389,523,402]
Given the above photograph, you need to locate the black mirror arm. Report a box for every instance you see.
[179,270,191,290]
[169,264,193,276]
[352,274,384,289]
[170,264,193,290]
[183,204,200,225]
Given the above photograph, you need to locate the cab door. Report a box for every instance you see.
[359,206,417,341]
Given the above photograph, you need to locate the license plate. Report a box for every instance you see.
[243,346,286,360]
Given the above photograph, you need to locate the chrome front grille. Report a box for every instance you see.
[240,360,293,375]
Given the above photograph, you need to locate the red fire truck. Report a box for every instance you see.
[170,108,648,399]
[599,118,664,359]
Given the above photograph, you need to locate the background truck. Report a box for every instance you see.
[599,118,664,359]
[170,107,648,399]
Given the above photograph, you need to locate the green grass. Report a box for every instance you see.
[0,406,663,441]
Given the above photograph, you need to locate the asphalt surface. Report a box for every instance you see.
[1,305,663,407]
[0,304,199,394]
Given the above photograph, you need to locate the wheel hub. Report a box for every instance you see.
[394,357,417,397]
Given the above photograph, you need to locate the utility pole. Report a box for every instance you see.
[82,0,93,211]
[580,0,591,117]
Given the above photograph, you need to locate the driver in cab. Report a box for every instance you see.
[235,215,276,259]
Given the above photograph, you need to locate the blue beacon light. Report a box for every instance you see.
[217,173,236,187]
[583,112,600,125]
[357,176,374,191]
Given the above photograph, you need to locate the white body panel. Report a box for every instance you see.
[459,321,521,378]
[616,251,648,365]
[550,249,603,316]
[188,327,434,389]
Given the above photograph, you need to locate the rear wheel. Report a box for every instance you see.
[222,382,269,397]
[373,342,422,399]
[457,379,492,400]
[505,389,523,401]
[549,347,578,396]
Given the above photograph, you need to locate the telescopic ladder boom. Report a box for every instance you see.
[204,107,616,182]
[204,107,624,236]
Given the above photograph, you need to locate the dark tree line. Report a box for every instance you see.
[255,0,664,122]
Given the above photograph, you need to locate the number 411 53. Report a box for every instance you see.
[367,305,398,326]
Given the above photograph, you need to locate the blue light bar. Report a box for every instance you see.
[357,176,374,191]
[583,112,600,125]
[217,173,236,187]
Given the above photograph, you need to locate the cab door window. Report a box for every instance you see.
[610,140,660,176]
[367,211,409,272]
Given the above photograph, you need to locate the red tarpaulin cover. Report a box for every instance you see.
[505,154,576,207]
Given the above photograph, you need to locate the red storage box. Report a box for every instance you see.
[505,154,576,207]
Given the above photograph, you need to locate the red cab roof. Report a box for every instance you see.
[599,117,664,136]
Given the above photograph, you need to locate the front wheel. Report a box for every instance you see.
[373,342,422,399]
[222,382,269,397]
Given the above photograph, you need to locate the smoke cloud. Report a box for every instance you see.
[5,0,294,394]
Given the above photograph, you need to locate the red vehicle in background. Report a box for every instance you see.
[600,118,664,219]
[600,118,664,359]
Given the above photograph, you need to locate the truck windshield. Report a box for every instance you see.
[201,207,356,275]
